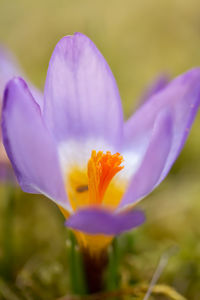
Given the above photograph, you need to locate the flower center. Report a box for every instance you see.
[65,150,124,212]
[87,150,124,205]
[60,151,125,254]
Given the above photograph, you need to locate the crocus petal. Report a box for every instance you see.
[43,33,123,149]
[123,68,200,183]
[2,77,70,209]
[0,46,42,108]
[139,73,169,104]
[0,46,20,96]
[66,208,145,235]
[119,110,173,209]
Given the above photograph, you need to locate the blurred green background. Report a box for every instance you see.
[0,0,200,299]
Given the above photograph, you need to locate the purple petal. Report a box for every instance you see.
[0,45,42,108]
[43,33,123,149]
[2,77,70,209]
[124,68,200,185]
[0,46,21,97]
[119,110,173,208]
[66,208,145,235]
[139,73,169,104]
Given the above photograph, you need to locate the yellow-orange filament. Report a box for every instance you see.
[87,150,124,205]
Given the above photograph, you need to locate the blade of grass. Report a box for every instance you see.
[106,238,120,291]
[67,230,86,295]
[1,184,15,281]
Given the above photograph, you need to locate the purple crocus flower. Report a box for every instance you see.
[1,33,200,253]
[0,46,42,181]
[0,47,24,181]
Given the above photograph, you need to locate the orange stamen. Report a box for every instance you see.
[87,150,124,204]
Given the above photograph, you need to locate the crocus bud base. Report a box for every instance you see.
[81,247,108,294]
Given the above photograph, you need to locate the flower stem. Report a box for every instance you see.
[81,249,108,294]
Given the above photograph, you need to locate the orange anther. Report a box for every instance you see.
[87,150,124,204]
